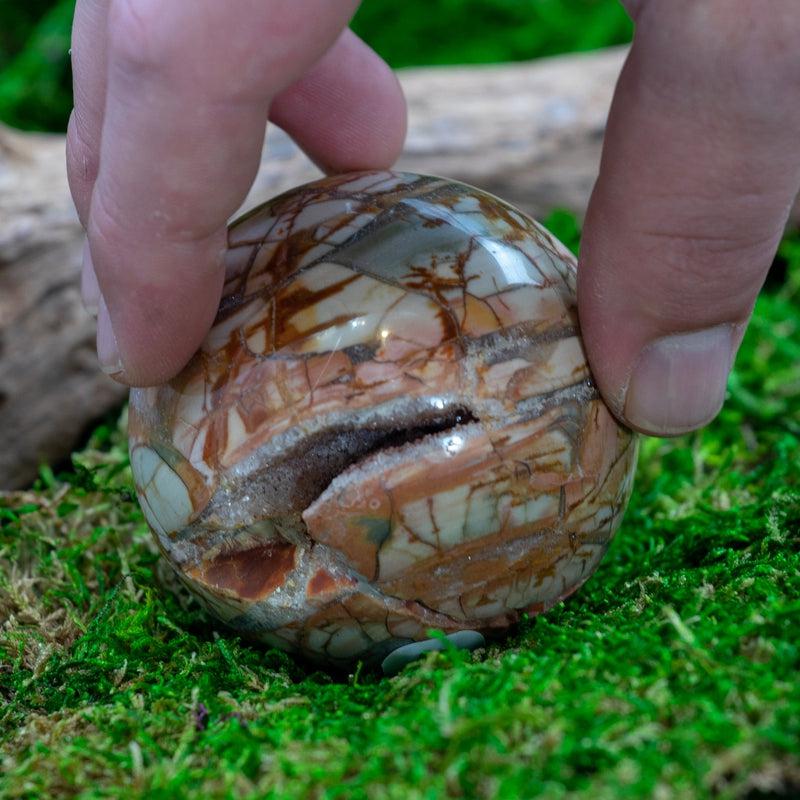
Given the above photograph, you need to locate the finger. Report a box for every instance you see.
[270,29,406,173]
[66,0,110,227]
[89,0,360,385]
[578,0,800,436]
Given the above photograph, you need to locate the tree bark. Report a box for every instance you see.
[0,46,626,488]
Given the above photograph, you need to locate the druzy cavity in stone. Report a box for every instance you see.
[129,170,638,670]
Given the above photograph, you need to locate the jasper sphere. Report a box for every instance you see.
[128,171,637,668]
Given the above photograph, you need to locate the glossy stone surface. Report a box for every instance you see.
[129,170,638,669]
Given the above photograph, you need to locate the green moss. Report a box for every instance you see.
[2,226,799,799]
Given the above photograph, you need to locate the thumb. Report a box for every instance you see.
[578,0,800,436]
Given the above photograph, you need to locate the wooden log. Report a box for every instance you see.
[0,45,630,488]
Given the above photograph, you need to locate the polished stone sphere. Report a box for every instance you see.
[128,171,637,669]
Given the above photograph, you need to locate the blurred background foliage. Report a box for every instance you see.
[0,0,633,132]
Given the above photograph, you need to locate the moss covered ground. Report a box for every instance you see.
[1,221,798,799]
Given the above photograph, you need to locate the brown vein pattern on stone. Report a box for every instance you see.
[128,170,638,668]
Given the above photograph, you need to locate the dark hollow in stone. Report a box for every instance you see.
[260,405,479,514]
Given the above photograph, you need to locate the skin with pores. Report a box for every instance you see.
[67,0,800,436]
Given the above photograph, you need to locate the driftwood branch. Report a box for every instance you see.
[2,47,630,488]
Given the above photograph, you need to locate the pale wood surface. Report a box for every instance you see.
[1,46,630,488]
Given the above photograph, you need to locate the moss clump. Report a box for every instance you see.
[2,228,799,799]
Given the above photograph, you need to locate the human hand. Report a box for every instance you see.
[67,0,406,385]
[578,0,800,436]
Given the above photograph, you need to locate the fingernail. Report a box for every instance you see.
[623,324,737,435]
[80,239,100,318]
[96,296,125,378]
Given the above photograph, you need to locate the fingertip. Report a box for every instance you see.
[578,200,748,438]
[271,29,407,173]
[96,290,222,388]
[619,324,741,437]
[90,222,226,387]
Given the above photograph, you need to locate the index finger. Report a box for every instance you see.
[578,0,800,435]
[90,0,392,385]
